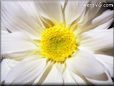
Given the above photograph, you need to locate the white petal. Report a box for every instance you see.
[92,10,114,25]
[1,31,37,55]
[3,51,35,61]
[42,65,63,84]
[90,19,113,31]
[77,13,113,34]
[84,0,106,22]
[70,72,87,84]
[62,68,86,84]
[65,0,88,24]
[62,69,76,84]
[95,54,113,77]
[66,49,113,84]
[86,71,113,85]
[80,28,113,51]
[34,0,63,23]
[1,59,19,82]
[5,56,46,84]
[77,1,109,33]
[2,1,43,36]
[33,61,53,84]
[79,18,113,36]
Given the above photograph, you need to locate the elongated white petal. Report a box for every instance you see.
[2,1,43,36]
[63,68,86,84]
[42,65,63,84]
[66,49,113,84]
[79,18,113,36]
[95,54,113,77]
[86,71,113,85]
[1,30,38,60]
[75,18,114,33]
[70,72,87,84]
[80,28,113,51]
[33,61,53,84]
[1,59,19,82]
[5,56,46,84]
[65,0,88,24]
[92,10,114,25]
[34,0,63,23]
[1,31,37,55]
[92,19,113,31]
[62,69,76,84]
[84,0,106,22]
[3,50,36,61]
[77,1,109,33]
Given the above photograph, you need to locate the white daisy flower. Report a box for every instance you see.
[1,0,114,85]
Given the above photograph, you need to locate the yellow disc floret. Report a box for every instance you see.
[40,24,77,62]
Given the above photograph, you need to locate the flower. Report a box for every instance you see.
[1,0,114,85]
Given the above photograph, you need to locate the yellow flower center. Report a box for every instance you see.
[40,24,78,62]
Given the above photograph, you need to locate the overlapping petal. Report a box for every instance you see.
[80,28,113,51]
[66,49,113,84]
[34,0,63,23]
[5,56,46,84]
[1,31,37,55]
[1,59,19,82]
[2,1,43,36]
[95,54,113,77]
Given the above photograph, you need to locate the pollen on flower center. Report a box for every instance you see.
[40,24,78,62]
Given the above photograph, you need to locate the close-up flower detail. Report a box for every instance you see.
[1,0,114,85]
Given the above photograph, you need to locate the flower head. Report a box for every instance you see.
[1,0,114,85]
